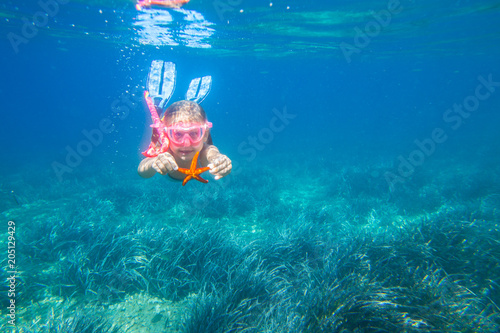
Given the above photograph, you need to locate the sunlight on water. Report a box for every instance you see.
[2,0,499,58]
[134,8,214,48]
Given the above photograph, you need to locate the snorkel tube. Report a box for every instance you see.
[142,91,170,157]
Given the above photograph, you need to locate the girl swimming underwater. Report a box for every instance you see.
[138,100,232,182]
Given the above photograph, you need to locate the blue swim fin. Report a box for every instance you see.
[147,60,176,110]
[186,75,212,104]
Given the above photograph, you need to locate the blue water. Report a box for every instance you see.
[1,0,500,331]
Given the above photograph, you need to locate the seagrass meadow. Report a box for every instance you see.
[1,150,500,332]
[1,0,500,332]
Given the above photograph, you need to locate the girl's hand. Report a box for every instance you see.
[208,153,232,180]
[152,152,178,175]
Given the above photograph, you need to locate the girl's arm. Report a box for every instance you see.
[138,157,157,178]
[203,145,232,180]
[138,153,179,178]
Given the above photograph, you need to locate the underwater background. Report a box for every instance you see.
[1,0,500,331]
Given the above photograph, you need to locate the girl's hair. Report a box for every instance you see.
[154,100,213,145]
[162,100,208,124]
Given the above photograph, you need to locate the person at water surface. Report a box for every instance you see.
[138,100,232,181]
[136,0,190,10]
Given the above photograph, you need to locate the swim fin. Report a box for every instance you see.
[146,60,176,110]
[186,75,212,104]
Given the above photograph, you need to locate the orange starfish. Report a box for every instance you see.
[177,151,210,186]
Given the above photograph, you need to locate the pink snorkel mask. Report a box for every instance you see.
[166,122,212,146]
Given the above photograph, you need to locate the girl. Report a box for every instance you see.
[138,100,231,181]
